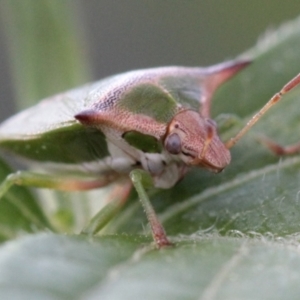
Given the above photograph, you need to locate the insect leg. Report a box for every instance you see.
[81,180,132,235]
[258,136,300,156]
[130,169,172,248]
[0,171,120,200]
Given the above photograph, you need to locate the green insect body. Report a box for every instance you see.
[1,60,298,248]
[0,61,246,186]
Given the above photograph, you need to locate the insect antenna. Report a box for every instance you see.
[225,73,300,149]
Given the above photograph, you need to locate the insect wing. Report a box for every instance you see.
[0,82,110,165]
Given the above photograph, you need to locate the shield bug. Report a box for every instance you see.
[0,60,299,248]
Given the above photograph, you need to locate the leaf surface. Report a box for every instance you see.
[1,13,300,300]
[0,234,300,300]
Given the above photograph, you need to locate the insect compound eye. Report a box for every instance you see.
[165,133,182,154]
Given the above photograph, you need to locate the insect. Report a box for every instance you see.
[0,60,299,248]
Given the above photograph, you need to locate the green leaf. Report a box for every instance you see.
[0,234,147,299]
[0,157,53,241]
[0,0,90,108]
[1,233,300,300]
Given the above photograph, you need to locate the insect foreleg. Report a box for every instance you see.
[81,180,132,235]
[130,169,172,248]
[0,171,120,200]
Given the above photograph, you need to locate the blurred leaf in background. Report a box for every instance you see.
[0,0,90,109]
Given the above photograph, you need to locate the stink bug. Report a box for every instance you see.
[0,60,299,248]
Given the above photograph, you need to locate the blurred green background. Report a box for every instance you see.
[0,0,299,121]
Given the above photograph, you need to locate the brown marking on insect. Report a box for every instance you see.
[75,108,167,139]
[199,123,214,160]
